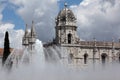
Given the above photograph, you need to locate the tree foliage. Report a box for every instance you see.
[2,31,10,65]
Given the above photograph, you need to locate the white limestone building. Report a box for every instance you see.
[44,3,120,67]
[22,3,120,67]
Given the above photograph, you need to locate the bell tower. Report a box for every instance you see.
[55,3,78,44]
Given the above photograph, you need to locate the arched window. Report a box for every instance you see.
[119,54,120,63]
[84,53,88,64]
[68,33,72,44]
[117,53,120,63]
[101,53,107,64]
[68,54,73,63]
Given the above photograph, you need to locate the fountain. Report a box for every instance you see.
[0,39,120,80]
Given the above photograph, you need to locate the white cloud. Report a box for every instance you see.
[0,23,14,32]
[0,2,5,23]
[1,0,119,49]
[0,23,24,48]
[70,0,120,41]
[9,0,120,42]
[0,1,24,48]
[0,14,2,22]
[9,0,59,42]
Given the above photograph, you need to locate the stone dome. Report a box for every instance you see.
[56,3,76,26]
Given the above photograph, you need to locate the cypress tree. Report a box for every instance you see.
[2,31,10,65]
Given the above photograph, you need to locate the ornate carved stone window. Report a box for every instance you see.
[84,53,88,64]
[68,33,72,44]
[101,53,107,64]
[68,53,73,63]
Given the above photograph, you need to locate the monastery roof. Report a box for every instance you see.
[57,7,75,20]
[60,41,120,49]
[56,3,76,26]
[80,41,120,48]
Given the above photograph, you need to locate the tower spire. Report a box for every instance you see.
[25,24,28,33]
[22,24,29,46]
[28,21,36,50]
[32,20,34,30]
[24,24,29,38]
[31,20,36,37]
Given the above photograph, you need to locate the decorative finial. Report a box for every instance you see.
[64,2,67,8]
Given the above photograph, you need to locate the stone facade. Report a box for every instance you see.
[53,3,120,66]
[22,21,36,50]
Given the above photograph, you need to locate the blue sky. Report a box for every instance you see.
[2,4,25,29]
[0,0,120,45]
[1,0,82,30]
[1,1,25,29]
[59,0,82,9]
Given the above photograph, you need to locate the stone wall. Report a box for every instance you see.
[60,43,120,67]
